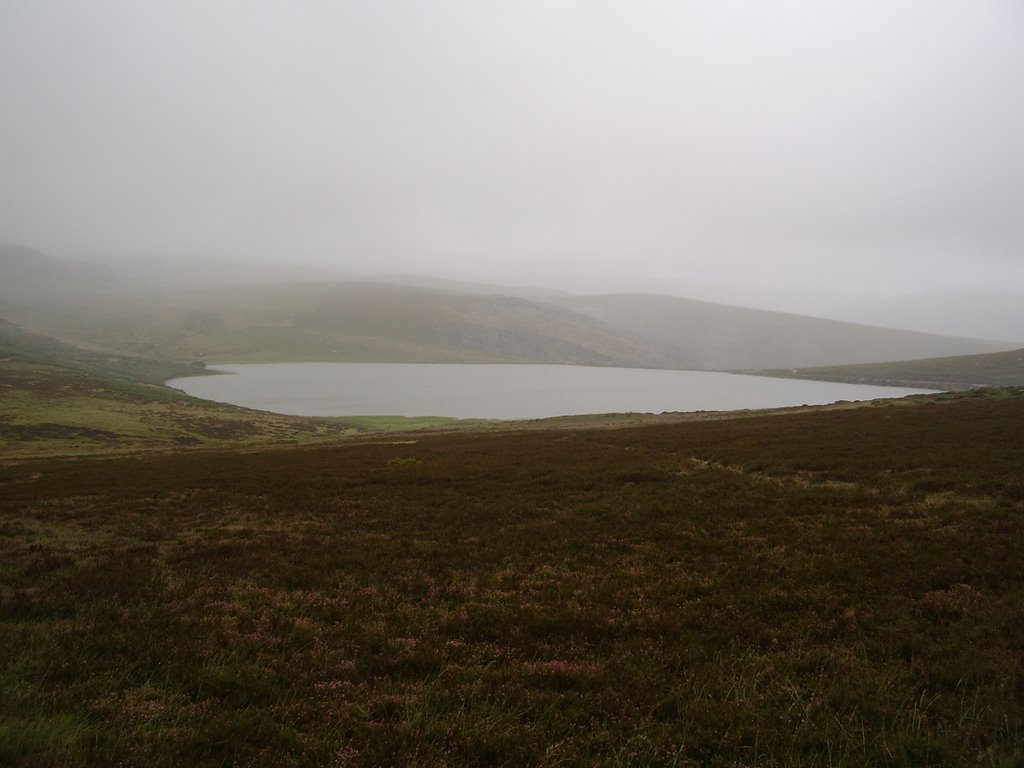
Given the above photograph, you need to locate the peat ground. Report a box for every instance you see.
[2,391,1024,766]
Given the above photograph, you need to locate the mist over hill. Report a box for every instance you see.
[553,293,1012,370]
[309,283,673,367]
[830,290,1024,344]
[0,241,117,299]
[367,274,570,304]
[0,243,1015,372]
[101,253,350,292]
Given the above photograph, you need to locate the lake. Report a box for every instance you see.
[167,363,937,420]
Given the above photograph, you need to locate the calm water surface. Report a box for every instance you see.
[168,363,936,420]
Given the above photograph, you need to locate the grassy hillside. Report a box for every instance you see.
[2,243,666,366]
[0,283,335,362]
[308,282,673,367]
[0,321,480,457]
[20,281,1007,373]
[555,293,1012,370]
[2,391,1023,765]
[5,243,1014,371]
[0,318,202,386]
[1,278,674,368]
[757,347,1024,391]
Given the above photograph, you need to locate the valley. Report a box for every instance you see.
[3,243,1024,766]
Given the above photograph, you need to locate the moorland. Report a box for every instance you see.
[3,387,1024,766]
[3,241,1024,766]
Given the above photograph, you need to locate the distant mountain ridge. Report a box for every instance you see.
[0,242,1015,371]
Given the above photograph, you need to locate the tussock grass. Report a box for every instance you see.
[2,393,1024,765]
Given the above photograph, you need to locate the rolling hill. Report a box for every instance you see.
[1,242,1015,372]
[0,320,373,456]
[553,293,1012,370]
[757,346,1024,391]
[307,282,675,367]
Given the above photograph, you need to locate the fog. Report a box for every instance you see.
[2,1,1023,312]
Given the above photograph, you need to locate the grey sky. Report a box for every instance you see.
[2,1,1022,299]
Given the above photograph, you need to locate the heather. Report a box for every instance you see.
[2,392,1023,766]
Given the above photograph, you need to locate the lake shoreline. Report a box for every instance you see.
[168,362,938,421]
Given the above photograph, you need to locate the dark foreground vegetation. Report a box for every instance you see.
[2,389,1024,766]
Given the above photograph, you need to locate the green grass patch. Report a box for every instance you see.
[325,414,497,433]
[0,357,358,457]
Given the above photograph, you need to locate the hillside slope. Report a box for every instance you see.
[758,346,1024,390]
[0,321,362,456]
[554,293,1012,370]
[2,242,1014,371]
[308,283,677,367]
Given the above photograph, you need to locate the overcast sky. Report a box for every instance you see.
[2,1,1023,300]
